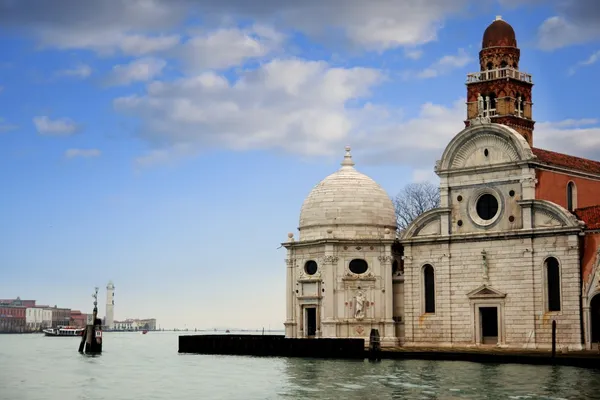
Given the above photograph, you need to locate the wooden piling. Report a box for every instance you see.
[79,287,103,355]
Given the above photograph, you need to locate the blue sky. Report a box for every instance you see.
[1,0,599,329]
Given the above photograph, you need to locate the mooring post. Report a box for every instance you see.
[80,287,102,355]
[551,320,556,359]
[368,329,381,361]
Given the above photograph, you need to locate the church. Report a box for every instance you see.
[282,16,600,351]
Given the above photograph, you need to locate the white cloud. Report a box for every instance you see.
[405,49,424,60]
[537,1,600,50]
[0,0,467,54]
[179,25,284,71]
[535,118,600,161]
[113,58,383,167]
[56,64,92,78]
[105,58,166,86]
[401,49,472,80]
[33,116,81,136]
[568,50,600,75]
[64,148,102,159]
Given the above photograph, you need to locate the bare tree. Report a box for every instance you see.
[394,182,440,231]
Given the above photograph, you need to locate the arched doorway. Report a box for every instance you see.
[591,294,600,346]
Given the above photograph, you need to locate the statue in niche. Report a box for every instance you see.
[354,291,366,320]
[477,93,484,117]
[482,250,489,281]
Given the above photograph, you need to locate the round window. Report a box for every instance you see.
[349,259,368,274]
[476,194,499,220]
[304,260,318,275]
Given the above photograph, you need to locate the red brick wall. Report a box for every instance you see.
[582,233,600,282]
[0,306,25,318]
[535,169,600,210]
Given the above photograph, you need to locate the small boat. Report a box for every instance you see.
[44,326,85,337]
[142,330,148,334]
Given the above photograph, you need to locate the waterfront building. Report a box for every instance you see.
[113,318,157,331]
[69,310,88,328]
[105,281,115,329]
[0,304,26,333]
[284,17,600,350]
[49,306,71,328]
[26,307,53,330]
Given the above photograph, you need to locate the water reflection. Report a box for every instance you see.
[281,357,600,400]
[2,333,600,400]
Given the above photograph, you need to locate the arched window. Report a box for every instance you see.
[567,182,576,211]
[514,92,523,117]
[546,257,561,312]
[500,60,508,68]
[423,264,435,313]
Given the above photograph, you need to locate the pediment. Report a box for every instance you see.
[415,218,441,237]
[466,284,506,299]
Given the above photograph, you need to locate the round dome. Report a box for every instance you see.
[482,16,517,48]
[298,147,396,240]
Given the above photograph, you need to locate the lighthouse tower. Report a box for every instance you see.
[105,281,115,330]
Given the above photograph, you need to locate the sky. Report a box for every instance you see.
[1,0,600,330]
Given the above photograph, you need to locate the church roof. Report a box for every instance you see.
[298,146,396,232]
[531,147,600,176]
[574,206,600,230]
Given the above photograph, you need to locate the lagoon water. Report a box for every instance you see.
[1,331,600,400]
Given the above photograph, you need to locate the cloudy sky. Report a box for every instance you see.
[1,0,599,329]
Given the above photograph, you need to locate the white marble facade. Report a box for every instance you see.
[284,122,586,350]
[283,147,400,347]
[400,122,583,350]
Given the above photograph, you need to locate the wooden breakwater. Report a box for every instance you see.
[178,334,365,359]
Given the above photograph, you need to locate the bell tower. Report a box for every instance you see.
[464,16,535,145]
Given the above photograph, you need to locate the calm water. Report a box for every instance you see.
[1,332,600,400]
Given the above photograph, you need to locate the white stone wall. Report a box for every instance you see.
[402,123,583,349]
[285,238,398,346]
[403,234,582,349]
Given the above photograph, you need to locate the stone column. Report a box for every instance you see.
[321,248,338,338]
[284,236,297,338]
[379,251,396,346]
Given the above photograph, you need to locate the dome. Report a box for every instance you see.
[482,16,517,48]
[298,146,396,240]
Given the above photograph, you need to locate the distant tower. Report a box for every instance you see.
[465,16,535,145]
[105,281,115,329]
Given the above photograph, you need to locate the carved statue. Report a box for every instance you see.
[354,291,366,320]
[481,250,489,281]
[477,93,484,117]
[485,96,491,113]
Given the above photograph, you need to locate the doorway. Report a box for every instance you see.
[305,307,316,337]
[480,307,498,344]
[591,295,600,347]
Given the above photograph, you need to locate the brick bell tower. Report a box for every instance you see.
[465,16,535,145]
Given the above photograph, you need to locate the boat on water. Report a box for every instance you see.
[142,330,148,334]
[43,326,85,337]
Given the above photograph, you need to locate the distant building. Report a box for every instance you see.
[0,305,26,333]
[114,318,157,331]
[0,298,36,308]
[49,306,71,328]
[105,281,115,329]
[26,307,52,330]
[69,310,88,328]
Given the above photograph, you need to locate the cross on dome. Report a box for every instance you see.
[340,145,355,168]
